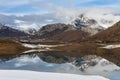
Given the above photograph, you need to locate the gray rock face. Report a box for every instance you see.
[39,23,76,34]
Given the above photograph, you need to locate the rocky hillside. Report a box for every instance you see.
[33,23,90,42]
[89,21,120,42]
[0,24,28,38]
[33,23,77,38]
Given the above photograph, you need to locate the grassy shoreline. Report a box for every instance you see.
[0,39,30,55]
[0,39,120,67]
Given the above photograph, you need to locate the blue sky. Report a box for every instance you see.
[0,0,120,14]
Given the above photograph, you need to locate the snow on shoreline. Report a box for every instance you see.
[0,70,109,80]
[22,43,66,48]
[22,48,52,53]
[22,43,65,53]
[101,44,120,49]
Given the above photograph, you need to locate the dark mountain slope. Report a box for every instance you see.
[0,25,28,38]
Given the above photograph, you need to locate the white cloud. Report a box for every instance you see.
[0,0,120,29]
[0,7,120,28]
[53,7,120,28]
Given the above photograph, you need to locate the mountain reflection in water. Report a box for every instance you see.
[0,51,120,80]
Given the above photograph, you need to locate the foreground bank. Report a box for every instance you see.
[0,70,109,80]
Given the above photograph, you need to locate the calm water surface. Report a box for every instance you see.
[0,51,120,80]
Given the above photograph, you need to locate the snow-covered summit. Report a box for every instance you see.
[71,14,104,35]
[72,14,103,29]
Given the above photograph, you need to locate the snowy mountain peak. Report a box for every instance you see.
[72,14,103,29]
[71,14,104,35]
[13,20,40,35]
[78,14,89,22]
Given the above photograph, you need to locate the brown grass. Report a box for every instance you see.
[0,39,29,55]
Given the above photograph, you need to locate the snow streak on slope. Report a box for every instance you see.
[101,44,120,49]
